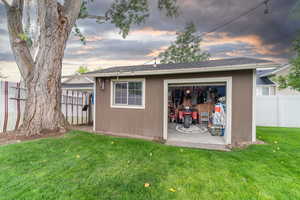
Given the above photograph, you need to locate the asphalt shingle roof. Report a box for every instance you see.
[86,57,273,75]
[257,69,276,77]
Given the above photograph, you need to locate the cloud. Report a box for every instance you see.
[203,32,279,55]
[131,27,176,36]
[0,0,299,81]
[147,45,168,57]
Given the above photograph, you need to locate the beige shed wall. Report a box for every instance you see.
[95,69,254,144]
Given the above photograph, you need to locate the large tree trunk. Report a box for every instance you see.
[4,0,82,136]
[20,39,68,135]
[21,63,67,135]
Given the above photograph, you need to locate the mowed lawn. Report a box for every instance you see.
[0,127,299,200]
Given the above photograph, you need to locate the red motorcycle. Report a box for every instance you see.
[178,106,198,128]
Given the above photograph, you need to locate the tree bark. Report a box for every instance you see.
[4,0,82,135]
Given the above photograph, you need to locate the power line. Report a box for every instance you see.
[197,0,271,38]
[142,0,272,65]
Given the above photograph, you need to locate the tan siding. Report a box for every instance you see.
[95,70,254,144]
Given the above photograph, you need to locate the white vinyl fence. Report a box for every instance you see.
[0,80,93,133]
[256,95,300,127]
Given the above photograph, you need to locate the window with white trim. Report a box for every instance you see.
[112,79,145,108]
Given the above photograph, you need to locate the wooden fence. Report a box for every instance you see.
[0,81,93,133]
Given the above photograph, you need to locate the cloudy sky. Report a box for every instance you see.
[0,0,299,81]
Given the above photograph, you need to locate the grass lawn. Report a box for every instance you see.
[0,127,299,200]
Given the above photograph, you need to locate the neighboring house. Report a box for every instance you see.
[62,73,94,91]
[61,73,94,124]
[86,57,279,150]
[256,69,277,96]
[256,64,300,96]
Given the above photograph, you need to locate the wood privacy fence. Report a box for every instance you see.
[0,81,93,133]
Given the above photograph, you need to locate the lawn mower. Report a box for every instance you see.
[178,106,198,128]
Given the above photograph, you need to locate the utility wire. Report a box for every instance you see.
[142,0,272,65]
[197,0,271,38]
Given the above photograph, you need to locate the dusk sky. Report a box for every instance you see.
[0,0,299,81]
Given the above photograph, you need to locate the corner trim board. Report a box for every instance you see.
[93,77,96,131]
[252,69,257,142]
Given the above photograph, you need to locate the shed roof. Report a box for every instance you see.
[85,57,279,77]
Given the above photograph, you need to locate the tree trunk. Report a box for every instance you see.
[20,53,68,135]
[20,11,70,135]
[21,75,68,135]
[4,0,82,136]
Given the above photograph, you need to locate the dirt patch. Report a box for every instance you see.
[0,126,93,146]
[229,140,266,149]
[70,125,93,133]
[0,131,66,146]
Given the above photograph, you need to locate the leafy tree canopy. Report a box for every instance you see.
[275,35,300,91]
[158,22,209,64]
[77,0,179,40]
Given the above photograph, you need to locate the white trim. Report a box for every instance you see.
[110,78,146,109]
[163,80,168,140]
[62,87,93,91]
[163,77,232,145]
[87,63,279,78]
[259,64,290,77]
[93,77,96,132]
[252,70,256,142]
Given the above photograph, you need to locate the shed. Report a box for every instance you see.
[86,57,279,150]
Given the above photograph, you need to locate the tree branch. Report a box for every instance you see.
[80,14,107,23]
[64,0,82,27]
[4,0,34,78]
[1,0,10,8]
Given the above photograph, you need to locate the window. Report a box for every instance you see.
[111,79,145,108]
[262,87,270,96]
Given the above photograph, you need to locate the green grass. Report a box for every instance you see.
[0,127,299,200]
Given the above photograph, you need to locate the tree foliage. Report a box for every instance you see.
[76,66,90,74]
[159,23,209,64]
[275,35,300,91]
[275,1,300,91]
[77,0,179,39]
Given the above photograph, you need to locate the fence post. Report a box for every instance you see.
[81,92,84,125]
[66,90,68,123]
[86,92,88,124]
[14,82,21,130]
[3,81,8,132]
[76,91,79,125]
[276,95,280,127]
[71,90,74,125]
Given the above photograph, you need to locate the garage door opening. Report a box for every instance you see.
[163,77,232,147]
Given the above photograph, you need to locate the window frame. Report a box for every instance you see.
[110,78,146,109]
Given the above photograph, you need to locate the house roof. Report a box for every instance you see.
[62,73,94,84]
[85,57,279,77]
[62,83,94,90]
[256,69,276,86]
[259,64,290,77]
[256,76,275,85]
[61,73,94,90]
[257,69,276,77]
